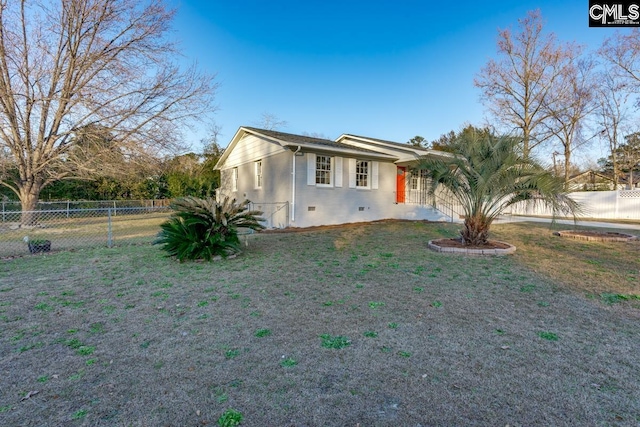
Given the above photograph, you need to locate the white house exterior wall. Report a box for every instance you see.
[220,151,291,204]
[290,153,445,228]
[224,134,286,168]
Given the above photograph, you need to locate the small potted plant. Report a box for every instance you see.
[23,236,51,254]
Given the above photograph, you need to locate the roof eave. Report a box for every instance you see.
[283,143,397,160]
[337,134,452,159]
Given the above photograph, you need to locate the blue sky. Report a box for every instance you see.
[169,1,625,162]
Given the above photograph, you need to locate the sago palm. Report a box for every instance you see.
[417,132,580,246]
[155,196,265,261]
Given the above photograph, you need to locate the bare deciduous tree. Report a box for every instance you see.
[0,0,217,224]
[599,29,640,98]
[475,10,576,157]
[542,57,596,187]
[256,112,288,131]
[594,69,632,190]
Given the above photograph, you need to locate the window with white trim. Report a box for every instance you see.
[316,155,332,185]
[255,160,262,189]
[232,167,238,192]
[349,159,378,189]
[410,175,419,190]
[355,160,369,188]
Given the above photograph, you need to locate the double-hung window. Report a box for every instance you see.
[410,175,419,190]
[349,159,378,189]
[232,167,238,192]
[316,155,332,186]
[355,160,369,188]
[306,153,342,187]
[255,160,263,189]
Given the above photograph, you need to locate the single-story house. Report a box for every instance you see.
[214,127,452,228]
[567,170,639,191]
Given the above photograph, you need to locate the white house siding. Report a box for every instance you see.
[219,151,292,228]
[291,153,445,228]
[224,134,286,168]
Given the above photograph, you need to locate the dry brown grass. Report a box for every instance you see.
[1,220,639,426]
[491,222,640,295]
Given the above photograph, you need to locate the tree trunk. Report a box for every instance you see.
[19,186,41,227]
[564,147,571,191]
[461,215,490,246]
[523,127,530,159]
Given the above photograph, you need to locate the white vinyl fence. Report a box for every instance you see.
[505,190,640,220]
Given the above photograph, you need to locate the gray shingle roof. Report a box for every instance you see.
[341,134,431,152]
[242,127,388,155]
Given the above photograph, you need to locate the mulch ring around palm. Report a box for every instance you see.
[553,230,638,242]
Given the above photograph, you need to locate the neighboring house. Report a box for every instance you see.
[567,170,618,191]
[566,170,640,191]
[214,127,451,228]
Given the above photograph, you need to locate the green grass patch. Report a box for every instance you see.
[217,408,243,427]
[254,328,272,338]
[280,358,298,368]
[320,334,351,349]
[225,349,241,359]
[34,302,53,312]
[66,338,83,349]
[72,409,88,420]
[600,293,640,305]
[76,345,95,356]
[538,331,559,341]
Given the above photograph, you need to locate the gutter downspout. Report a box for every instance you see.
[291,146,301,223]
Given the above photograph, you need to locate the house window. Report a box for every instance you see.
[255,160,262,189]
[232,167,238,192]
[348,158,378,189]
[410,176,419,190]
[316,155,332,185]
[356,160,369,188]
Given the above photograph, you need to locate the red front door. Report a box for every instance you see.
[396,167,406,203]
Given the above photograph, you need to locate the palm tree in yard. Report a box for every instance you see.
[417,131,580,246]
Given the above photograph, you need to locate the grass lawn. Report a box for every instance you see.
[0,211,170,257]
[1,220,639,426]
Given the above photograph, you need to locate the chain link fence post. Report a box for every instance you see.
[107,208,113,248]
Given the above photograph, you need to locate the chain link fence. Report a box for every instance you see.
[0,202,171,258]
